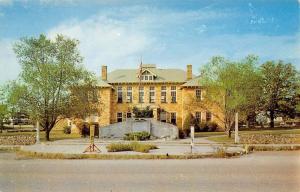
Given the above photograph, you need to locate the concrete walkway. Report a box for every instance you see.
[20,138,244,155]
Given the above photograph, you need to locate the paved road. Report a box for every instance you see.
[0,151,299,192]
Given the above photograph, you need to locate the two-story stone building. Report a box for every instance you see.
[96,64,224,130]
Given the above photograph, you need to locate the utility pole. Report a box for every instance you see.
[36,121,40,144]
[190,125,195,153]
[235,112,239,144]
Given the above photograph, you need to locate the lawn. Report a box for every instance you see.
[0,130,80,142]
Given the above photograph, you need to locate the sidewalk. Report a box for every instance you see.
[20,137,244,155]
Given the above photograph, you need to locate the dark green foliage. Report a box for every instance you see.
[259,61,299,128]
[181,113,196,138]
[132,106,153,118]
[198,121,218,132]
[123,131,151,141]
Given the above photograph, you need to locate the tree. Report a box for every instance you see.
[201,55,261,137]
[12,34,94,141]
[259,61,299,128]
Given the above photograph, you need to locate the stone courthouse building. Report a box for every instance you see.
[96,64,224,130]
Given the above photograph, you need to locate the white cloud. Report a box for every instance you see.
[0,0,12,5]
[48,16,156,73]
[47,6,235,74]
[0,39,20,84]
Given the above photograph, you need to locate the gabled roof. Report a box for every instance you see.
[96,78,112,88]
[181,76,202,87]
[142,69,157,77]
[107,68,194,83]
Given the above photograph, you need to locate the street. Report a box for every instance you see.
[0,151,300,192]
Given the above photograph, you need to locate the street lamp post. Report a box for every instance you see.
[36,121,40,144]
[235,112,239,144]
[190,125,195,153]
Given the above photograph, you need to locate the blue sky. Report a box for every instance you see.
[0,0,299,84]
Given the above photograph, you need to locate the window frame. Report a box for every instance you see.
[139,86,144,103]
[171,86,177,103]
[149,86,155,103]
[117,86,123,103]
[127,86,132,103]
[117,112,123,122]
[161,86,167,103]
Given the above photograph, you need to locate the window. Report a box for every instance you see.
[161,86,167,103]
[127,112,132,118]
[170,112,176,125]
[195,112,201,123]
[117,86,122,103]
[149,86,155,103]
[160,111,166,122]
[139,86,144,103]
[171,86,176,103]
[117,112,122,122]
[206,111,212,122]
[141,71,154,81]
[127,86,132,103]
[196,89,202,101]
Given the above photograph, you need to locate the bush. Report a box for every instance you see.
[106,142,158,153]
[63,126,71,134]
[182,113,196,138]
[199,122,208,132]
[123,131,151,141]
[198,121,218,132]
[207,122,218,132]
[132,106,153,118]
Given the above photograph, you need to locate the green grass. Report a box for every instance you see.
[17,150,243,159]
[0,130,80,142]
[195,131,225,138]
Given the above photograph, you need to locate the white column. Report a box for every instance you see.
[190,126,195,153]
[36,121,40,144]
[235,112,239,144]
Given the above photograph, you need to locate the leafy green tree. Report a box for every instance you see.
[259,61,299,128]
[201,55,261,137]
[12,34,94,141]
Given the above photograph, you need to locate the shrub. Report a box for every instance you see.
[106,143,131,152]
[207,122,218,132]
[182,113,196,138]
[132,106,153,118]
[199,122,208,132]
[63,126,71,134]
[106,142,158,153]
[198,121,218,132]
[123,131,151,141]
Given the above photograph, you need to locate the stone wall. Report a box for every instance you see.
[99,118,178,139]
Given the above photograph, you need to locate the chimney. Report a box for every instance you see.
[186,64,192,80]
[101,65,107,81]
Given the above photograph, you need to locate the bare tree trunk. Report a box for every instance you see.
[46,130,50,141]
[228,129,232,138]
[45,120,50,141]
[270,110,275,128]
